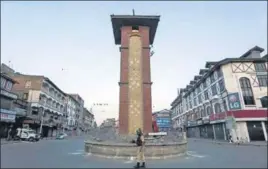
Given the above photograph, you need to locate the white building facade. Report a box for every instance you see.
[171,46,268,142]
[66,95,79,130]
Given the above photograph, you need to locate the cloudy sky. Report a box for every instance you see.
[1,1,267,125]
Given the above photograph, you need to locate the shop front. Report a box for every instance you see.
[0,109,16,138]
[186,121,200,138]
[199,117,214,139]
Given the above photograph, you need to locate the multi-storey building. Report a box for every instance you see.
[0,73,18,138]
[12,74,67,137]
[69,94,84,131]
[171,46,268,142]
[65,94,80,130]
[152,109,172,132]
[83,107,94,132]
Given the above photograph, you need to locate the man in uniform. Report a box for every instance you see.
[134,128,145,168]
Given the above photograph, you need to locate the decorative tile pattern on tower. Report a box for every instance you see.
[128,31,143,134]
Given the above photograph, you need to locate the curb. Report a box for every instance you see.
[192,139,267,147]
[1,141,21,145]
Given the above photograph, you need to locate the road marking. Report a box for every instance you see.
[186,151,206,158]
[68,152,83,155]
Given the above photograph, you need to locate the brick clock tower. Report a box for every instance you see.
[111,13,160,135]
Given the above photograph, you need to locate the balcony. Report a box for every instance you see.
[31,101,63,116]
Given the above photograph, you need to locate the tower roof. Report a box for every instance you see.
[110,15,160,45]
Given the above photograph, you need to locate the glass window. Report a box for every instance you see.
[211,84,217,96]
[223,100,228,111]
[1,77,6,88]
[5,81,13,91]
[189,101,192,109]
[254,63,267,72]
[239,77,255,105]
[203,81,207,89]
[197,85,201,93]
[218,79,225,92]
[210,74,215,83]
[206,106,212,116]
[194,98,197,106]
[198,94,202,104]
[217,68,223,78]
[214,103,221,113]
[260,96,268,108]
[204,90,209,100]
[257,75,268,87]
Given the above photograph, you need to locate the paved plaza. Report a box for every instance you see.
[1,137,267,168]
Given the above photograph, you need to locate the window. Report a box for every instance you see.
[5,81,13,91]
[214,103,221,114]
[198,94,202,104]
[189,101,192,109]
[206,106,212,116]
[254,63,266,72]
[25,81,31,88]
[194,98,197,106]
[257,75,268,87]
[132,26,139,31]
[260,96,268,108]
[203,81,207,89]
[210,74,215,83]
[218,79,225,92]
[239,77,255,105]
[204,90,209,100]
[200,109,205,117]
[223,100,228,111]
[211,84,217,96]
[1,77,6,88]
[197,85,201,93]
[217,68,223,78]
[23,93,29,100]
[0,98,12,109]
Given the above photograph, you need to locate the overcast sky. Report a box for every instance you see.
[1,1,267,125]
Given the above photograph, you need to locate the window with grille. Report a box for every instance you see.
[239,77,255,105]
[257,75,268,87]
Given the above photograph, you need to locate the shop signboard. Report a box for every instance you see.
[228,93,242,110]
[187,121,197,127]
[202,116,210,124]
[197,120,203,125]
[0,113,15,122]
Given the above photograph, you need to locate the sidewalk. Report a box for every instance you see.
[189,138,267,147]
[1,135,87,145]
